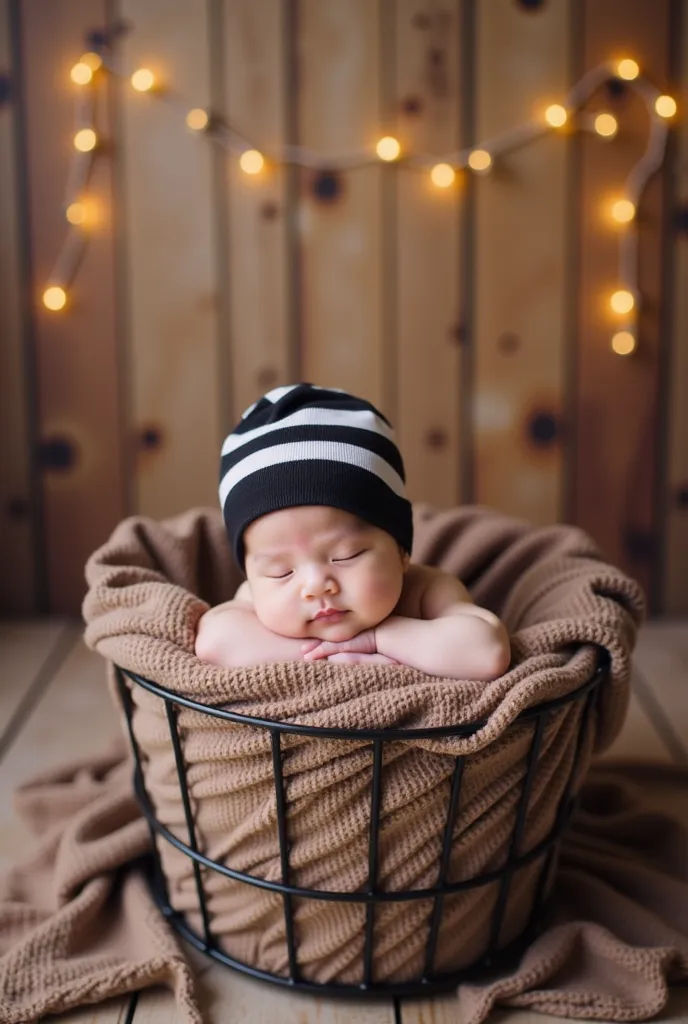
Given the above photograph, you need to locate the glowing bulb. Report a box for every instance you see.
[70,62,93,85]
[610,289,635,314]
[81,51,102,71]
[376,136,401,161]
[468,149,492,173]
[74,128,97,152]
[131,68,156,92]
[239,149,264,174]
[430,163,456,188]
[594,113,618,138]
[43,286,67,311]
[66,201,86,225]
[611,330,636,355]
[655,94,677,118]
[616,59,640,81]
[186,107,209,131]
[545,104,568,128]
[611,199,636,224]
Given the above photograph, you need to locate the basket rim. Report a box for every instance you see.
[117,644,608,741]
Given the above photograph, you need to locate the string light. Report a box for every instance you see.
[611,330,636,355]
[73,128,97,152]
[430,163,456,188]
[468,149,492,173]
[376,136,401,161]
[70,62,93,86]
[655,94,677,119]
[239,149,264,174]
[594,113,618,138]
[44,48,677,355]
[131,68,156,93]
[186,107,209,131]
[544,104,568,128]
[616,58,640,81]
[66,201,86,225]
[611,198,635,223]
[610,289,635,314]
[43,286,67,311]
[81,51,103,71]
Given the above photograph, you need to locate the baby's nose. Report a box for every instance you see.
[301,567,338,598]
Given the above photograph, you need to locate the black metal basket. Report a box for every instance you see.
[115,651,606,998]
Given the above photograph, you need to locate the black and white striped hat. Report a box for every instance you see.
[219,383,413,568]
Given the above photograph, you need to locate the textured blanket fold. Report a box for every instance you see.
[1,503,687,1024]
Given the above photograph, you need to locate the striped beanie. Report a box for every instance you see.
[219,383,413,569]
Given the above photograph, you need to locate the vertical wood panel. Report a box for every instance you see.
[297,0,385,409]
[21,1,125,614]
[574,0,670,601]
[472,0,571,526]
[663,0,688,614]
[0,0,36,614]
[393,0,464,507]
[222,0,291,421]
[118,0,221,518]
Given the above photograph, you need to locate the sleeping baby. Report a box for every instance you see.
[195,383,510,680]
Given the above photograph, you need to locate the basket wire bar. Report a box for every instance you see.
[271,729,299,981]
[115,667,173,914]
[165,699,214,950]
[487,710,547,956]
[363,739,384,986]
[115,650,608,997]
[422,755,466,980]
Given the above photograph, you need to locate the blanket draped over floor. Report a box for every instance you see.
[1,504,687,1024]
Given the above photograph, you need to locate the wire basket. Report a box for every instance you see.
[115,651,606,998]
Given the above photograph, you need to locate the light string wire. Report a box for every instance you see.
[44,47,675,353]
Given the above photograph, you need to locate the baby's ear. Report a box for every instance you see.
[400,547,411,570]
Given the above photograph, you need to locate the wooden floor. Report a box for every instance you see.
[1,619,687,1024]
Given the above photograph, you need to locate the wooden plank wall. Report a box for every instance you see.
[117,0,221,519]
[573,0,671,605]
[18,0,126,613]
[664,0,688,615]
[394,0,465,508]
[1,0,687,615]
[0,0,36,614]
[472,0,570,526]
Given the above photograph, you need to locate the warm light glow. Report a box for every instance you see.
[376,136,401,161]
[611,330,636,356]
[610,289,635,315]
[468,148,492,173]
[74,128,97,152]
[70,62,93,86]
[594,113,618,138]
[611,199,636,224]
[43,286,67,311]
[81,51,103,71]
[66,201,86,225]
[131,68,156,92]
[430,163,456,188]
[239,149,264,174]
[616,58,640,81]
[655,94,677,118]
[186,107,209,131]
[544,104,568,128]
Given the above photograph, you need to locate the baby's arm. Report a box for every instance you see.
[194,585,306,668]
[304,568,510,680]
[374,571,510,679]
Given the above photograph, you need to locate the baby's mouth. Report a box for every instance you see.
[312,608,346,621]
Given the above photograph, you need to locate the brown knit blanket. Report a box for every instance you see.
[1,504,687,1023]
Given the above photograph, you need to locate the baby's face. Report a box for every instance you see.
[243,506,408,641]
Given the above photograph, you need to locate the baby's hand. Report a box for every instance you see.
[302,629,377,661]
[326,652,400,665]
